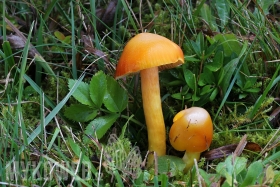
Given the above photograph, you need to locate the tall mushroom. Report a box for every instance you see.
[169,107,213,172]
[115,33,184,165]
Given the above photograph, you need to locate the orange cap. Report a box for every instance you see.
[169,107,213,153]
[115,33,184,79]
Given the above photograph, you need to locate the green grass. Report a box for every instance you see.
[0,0,280,186]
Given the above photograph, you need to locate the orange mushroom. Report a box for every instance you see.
[115,33,184,165]
[169,107,213,172]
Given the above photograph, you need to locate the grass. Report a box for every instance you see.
[0,0,280,186]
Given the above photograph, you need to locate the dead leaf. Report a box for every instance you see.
[202,141,261,161]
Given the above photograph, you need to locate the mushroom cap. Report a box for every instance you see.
[169,107,213,153]
[115,33,184,79]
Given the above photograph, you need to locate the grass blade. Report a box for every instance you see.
[249,64,280,119]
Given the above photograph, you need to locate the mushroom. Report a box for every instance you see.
[115,33,184,165]
[169,107,213,172]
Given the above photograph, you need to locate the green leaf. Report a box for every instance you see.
[217,68,225,86]
[204,41,219,59]
[198,169,213,186]
[209,87,218,101]
[249,65,280,119]
[84,114,119,140]
[220,57,239,94]
[64,104,98,122]
[67,138,98,175]
[206,51,223,72]
[184,55,200,62]
[263,165,275,184]
[190,40,201,56]
[68,79,93,106]
[89,71,107,108]
[183,68,196,90]
[198,68,215,86]
[256,0,278,15]
[103,76,128,113]
[63,35,71,44]
[240,161,263,187]
[191,95,200,101]
[196,32,204,55]
[200,4,218,31]
[54,30,65,41]
[200,85,213,95]
[171,93,184,100]
[239,93,248,99]
[244,87,260,93]
[157,155,185,176]
[215,0,230,29]
[2,41,16,75]
[211,34,241,57]
[68,138,81,156]
[216,155,247,185]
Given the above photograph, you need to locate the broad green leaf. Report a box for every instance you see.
[68,79,93,106]
[206,51,223,72]
[191,95,200,101]
[201,85,213,95]
[63,35,71,44]
[264,165,275,184]
[84,114,119,140]
[68,138,81,156]
[183,68,196,90]
[236,72,247,88]
[54,30,65,41]
[214,0,230,29]
[204,41,219,59]
[157,155,185,176]
[244,77,258,89]
[210,87,218,101]
[89,71,107,108]
[190,40,201,56]
[200,4,218,31]
[64,104,98,122]
[240,161,263,187]
[211,34,241,57]
[199,169,213,186]
[198,68,215,86]
[220,57,239,94]
[171,92,190,100]
[239,93,248,99]
[217,155,247,185]
[256,0,278,15]
[104,76,128,113]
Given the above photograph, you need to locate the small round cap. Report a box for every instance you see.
[169,107,213,153]
[115,33,184,79]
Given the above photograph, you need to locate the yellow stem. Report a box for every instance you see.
[182,151,201,173]
[140,67,166,166]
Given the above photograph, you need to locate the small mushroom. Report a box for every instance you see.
[169,107,213,172]
[115,33,184,165]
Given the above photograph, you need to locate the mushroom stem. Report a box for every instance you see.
[182,151,201,172]
[140,67,166,166]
